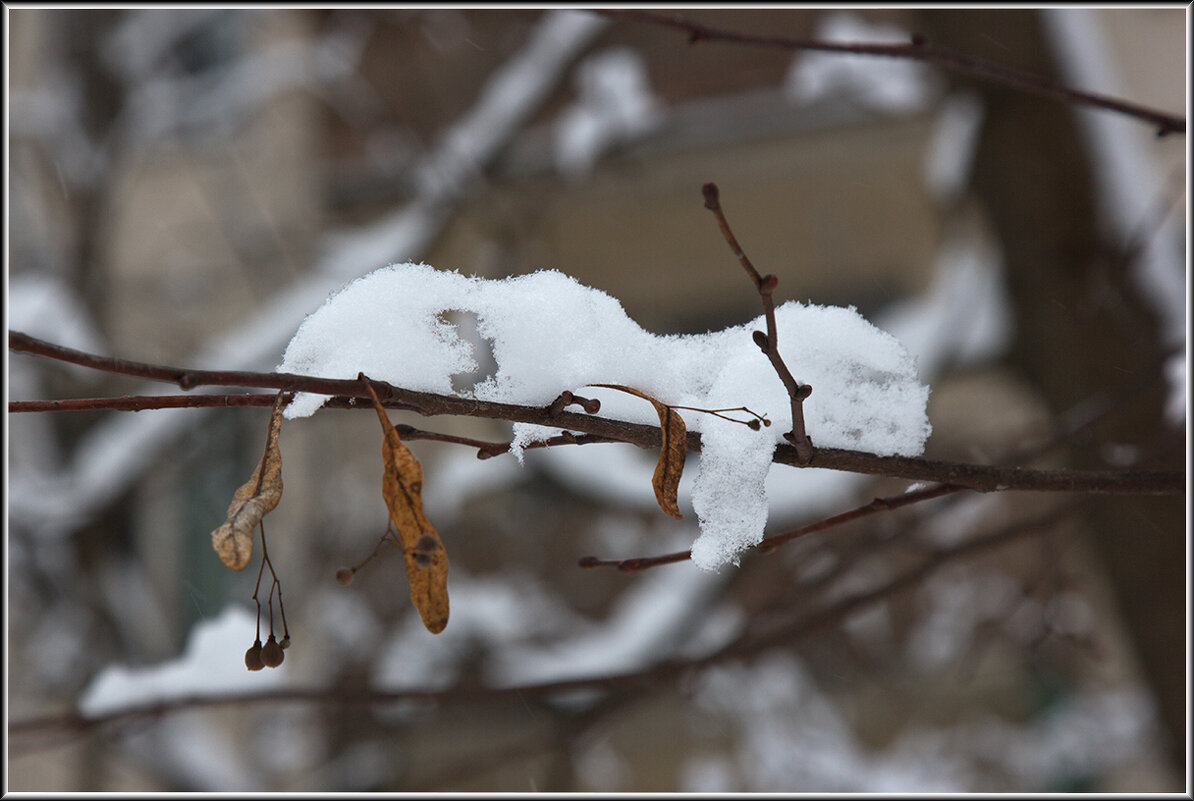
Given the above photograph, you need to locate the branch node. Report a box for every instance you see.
[549,390,600,416]
[548,390,574,416]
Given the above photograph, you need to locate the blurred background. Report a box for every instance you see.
[6,8,1186,792]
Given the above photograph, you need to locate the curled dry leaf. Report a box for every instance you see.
[588,384,686,519]
[211,393,285,571]
[363,380,450,634]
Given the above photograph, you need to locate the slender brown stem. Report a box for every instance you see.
[580,482,962,571]
[598,9,1185,136]
[8,394,287,413]
[9,331,1183,495]
[702,183,814,463]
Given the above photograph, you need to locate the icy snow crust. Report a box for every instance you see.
[279,262,930,569]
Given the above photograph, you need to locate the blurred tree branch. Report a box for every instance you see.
[8,501,1078,754]
[598,9,1185,135]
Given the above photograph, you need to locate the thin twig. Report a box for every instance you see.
[580,482,963,571]
[8,331,1183,495]
[702,182,814,463]
[598,9,1185,136]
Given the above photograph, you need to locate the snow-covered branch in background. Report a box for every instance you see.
[554,47,663,178]
[8,10,607,537]
[785,11,940,115]
[602,9,1185,135]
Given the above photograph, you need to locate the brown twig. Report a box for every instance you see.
[580,482,963,571]
[597,10,1185,136]
[9,331,1183,495]
[702,182,814,464]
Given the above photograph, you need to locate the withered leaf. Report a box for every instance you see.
[211,393,285,571]
[364,382,450,634]
[588,384,686,519]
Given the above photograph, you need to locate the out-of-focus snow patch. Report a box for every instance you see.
[9,273,106,375]
[954,685,1158,789]
[554,47,663,178]
[905,563,1022,672]
[487,562,724,686]
[574,737,631,791]
[694,649,1156,791]
[680,756,737,793]
[420,446,527,526]
[373,570,586,690]
[78,606,286,717]
[1162,352,1185,427]
[147,714,265,791]
[923,91,985,203]
[786,12,937,114]
[280,262,931,570]
[413,9,609,198]
[876,212,1012,378]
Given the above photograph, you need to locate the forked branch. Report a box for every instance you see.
[703,182,814,464]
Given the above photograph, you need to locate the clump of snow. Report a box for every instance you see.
[279,262,931,569]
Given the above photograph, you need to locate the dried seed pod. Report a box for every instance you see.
[262,634,285,668]
[336,567,355,586]
[280,634,291,650]
[245,640,265,671]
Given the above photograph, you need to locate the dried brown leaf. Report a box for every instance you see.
[211,393,285,571]
[364,382,450,634]
[589,384,686,519]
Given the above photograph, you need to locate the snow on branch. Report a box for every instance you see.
[599,9,1185,135]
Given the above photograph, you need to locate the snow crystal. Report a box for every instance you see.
[279,262,931,569]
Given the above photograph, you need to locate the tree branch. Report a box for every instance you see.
[581,482,963,571]
[597,9,1185,136]
[9,331,1184,495]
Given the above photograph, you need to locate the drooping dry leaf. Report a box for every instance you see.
[589,384,686,519]
[211,393,285,571]
[364,382,450,634]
